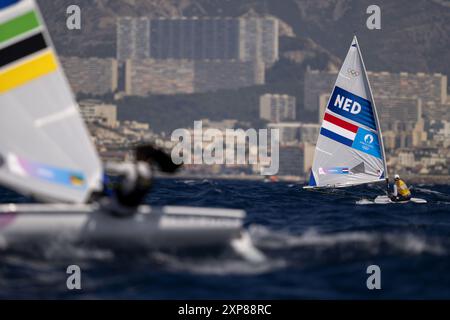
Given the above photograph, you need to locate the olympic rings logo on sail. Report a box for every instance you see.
[347,68,360,77]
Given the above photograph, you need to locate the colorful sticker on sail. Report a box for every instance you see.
[318,167,349,175]
[0,9,58,93]
[6,154,86,189]
[327,86,376,130]
[0,212,17,230]
[320,112,381,159]
[352,127,381,159]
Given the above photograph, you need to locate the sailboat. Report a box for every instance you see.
[304,36,425,204]
[0,0,264,256]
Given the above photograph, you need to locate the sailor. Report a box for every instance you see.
[101,161,153,217]
[99,144,181,217]
[390,174,411,202]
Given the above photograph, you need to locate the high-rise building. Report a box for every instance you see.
[278,146,303,177]
[370,71,447,103]
[304,69,336,113]
[267,123,301,144]
[299,123,320,144]
[79,100,118,128]
[239,17,279,66]
[117,17,278,65]
[412,119,428,147]
[444,101,450,121]
[260,18,279,66]
[149,17,241,60]
[194,60,265,92]
[304,69,448,121]
[266,122,319,145]
[369,71,447,120]
[125,59,195,95]
[135,18,150,59]
[260,94,296,122]
[376,96,422,131]
[125,59,264,95]
[117,16,278,95]
[61,57,118,95]
[117,18,134,61]
[117,18,150,60]
[383,131,397,150]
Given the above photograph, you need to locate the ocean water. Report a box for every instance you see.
[0,179,450,299]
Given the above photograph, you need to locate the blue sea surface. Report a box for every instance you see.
[0,179,450,299]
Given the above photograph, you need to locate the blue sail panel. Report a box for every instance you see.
[0,0,21,9]
[327,86,376,130]
[308,171,317,187]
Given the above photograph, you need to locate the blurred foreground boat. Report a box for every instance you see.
[0,0,263,260]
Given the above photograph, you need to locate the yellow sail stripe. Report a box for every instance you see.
[0,50,57,94]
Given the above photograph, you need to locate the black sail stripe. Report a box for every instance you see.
[0,33,47,68]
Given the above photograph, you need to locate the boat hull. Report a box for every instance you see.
[0,204,245,250]
[374,195,427,204]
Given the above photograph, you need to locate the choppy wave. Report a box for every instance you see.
[146,251,286,276]
[0,180,449,298]
[355,198,375,205]
[249,226,447,256]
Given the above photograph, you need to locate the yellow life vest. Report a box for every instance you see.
[396,179,411,197]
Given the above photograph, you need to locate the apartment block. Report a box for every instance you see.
[79,100,118,128]
[260,94,296,123]
[61,57,118,95]
[117,16,278,66]
[125,59,264,95]
[125,59,195,95]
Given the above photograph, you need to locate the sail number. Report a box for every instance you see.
[333,94,362,115]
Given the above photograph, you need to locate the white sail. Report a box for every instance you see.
[307,36,387,188]
[0,0,102,203]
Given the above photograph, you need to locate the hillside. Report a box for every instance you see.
[38,0,450,75]
[37,0,450,133]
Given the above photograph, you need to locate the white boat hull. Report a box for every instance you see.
[374,195,427,204]
[0,204,246,250]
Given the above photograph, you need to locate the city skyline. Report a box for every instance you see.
[51,7,449,181]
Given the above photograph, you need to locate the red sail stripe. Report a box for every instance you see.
[324,112,358,133]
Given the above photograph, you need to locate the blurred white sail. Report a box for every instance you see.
[0,0,102,203]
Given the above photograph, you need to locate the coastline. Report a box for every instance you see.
[155,173,450,185]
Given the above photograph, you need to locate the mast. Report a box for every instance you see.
[353,36,389,193]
